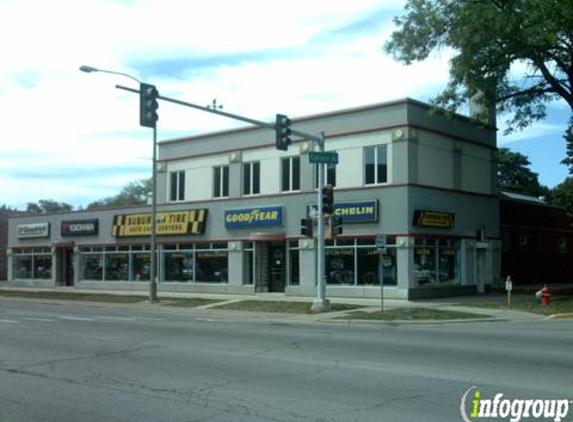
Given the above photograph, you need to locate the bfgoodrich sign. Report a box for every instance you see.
[17,223,50,239]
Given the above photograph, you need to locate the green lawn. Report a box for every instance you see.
[341,308,490,321]
[162,298,223,308]
[0,290,146,303]
[212,300,362,314]
[457,295,573,316]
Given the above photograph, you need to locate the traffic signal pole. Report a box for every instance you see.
[115,84,330,312]
[312,132,330,312]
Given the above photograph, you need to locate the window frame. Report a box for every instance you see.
[213,165,230,198]
[242,161,261,196]
[281,156,300,192]
[364,144,388,185]
[314,163,336,188]
[169,170,185,202]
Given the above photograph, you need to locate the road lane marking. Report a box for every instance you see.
[97,316,137,321]
[23,317,58,322]
[58,316,96,321]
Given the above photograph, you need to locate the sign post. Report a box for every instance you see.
[376,235,387,312]
[505,276,513,310]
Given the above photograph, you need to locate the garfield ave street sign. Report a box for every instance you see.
[308,151,339,165]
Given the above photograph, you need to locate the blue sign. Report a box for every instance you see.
[225,206,283,228]
[308,200,378,223]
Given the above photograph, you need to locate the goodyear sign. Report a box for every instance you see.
[112,210,208,237]
[413,210,455,228]
[225,206,283,228]
[308,200,378,223]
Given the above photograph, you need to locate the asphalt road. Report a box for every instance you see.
[1,298,571,422]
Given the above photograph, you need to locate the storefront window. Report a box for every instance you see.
[133,253,150,281]
[104,253,129,281]
[164,251,194,282]
[14,255,33,279]
[414,247,437,285]
[323,239,398,287]
[34,255,52,279]
[414,239,460,286]
[82,254,103,280]
[381,248,397,286]
[357,248,378,286]
[326,247,355,285]
[438,248,457,283]
[288,241,300,286]
[13,248,52,280]
[196,251,228,283]
[77,243,231,284]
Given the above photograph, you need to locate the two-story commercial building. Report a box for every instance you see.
[6,98,500,299]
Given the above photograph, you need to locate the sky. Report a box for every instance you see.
[0,0,570,209]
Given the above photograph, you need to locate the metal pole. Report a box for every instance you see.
[311,132,330,312]
[116,84,323,143]
[380,252,384,313]
[149,125,158,302]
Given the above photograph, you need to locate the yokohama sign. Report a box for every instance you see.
[61,219,99,236]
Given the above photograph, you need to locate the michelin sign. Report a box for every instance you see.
[225,206,283,228]
[308,200,378,223]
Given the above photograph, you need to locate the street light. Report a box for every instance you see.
[79,65,159,303]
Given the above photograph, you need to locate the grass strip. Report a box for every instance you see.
[162,298,223,308]
[212,300,362,314]
[340,307,489,321]
[0,290,146,303]
[456,296,573,316]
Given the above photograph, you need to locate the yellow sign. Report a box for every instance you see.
[112,210,208,237]
[413,210,455,228]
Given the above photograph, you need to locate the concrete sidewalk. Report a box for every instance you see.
[0,284,551,322]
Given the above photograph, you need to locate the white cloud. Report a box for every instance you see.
[1,0,566,207]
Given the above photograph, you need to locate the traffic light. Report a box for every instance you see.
[275,114,292,151]
[301,218,313,237]
[331,216,343,236]
[140,83,159,128]
[322,185,334,215]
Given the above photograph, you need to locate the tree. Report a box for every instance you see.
[86,178,152,209]
[385,0,573,136]
[497,148,547,196]
[552,177,573,219]
[26,199,74,213]
[562,117,573,174]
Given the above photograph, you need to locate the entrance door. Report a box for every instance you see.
[268,242,286,293]
[56,247,75,286]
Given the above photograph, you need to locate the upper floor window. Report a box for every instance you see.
[281,156,300,192]
[213,165,229,198]
[314,164,336,188]
[364,145,387,185]
[169,170,185,201]
[243,161,260,195]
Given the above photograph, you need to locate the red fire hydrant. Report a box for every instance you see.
[541,285,551,306]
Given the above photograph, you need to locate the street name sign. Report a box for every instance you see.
[309,151,339,165]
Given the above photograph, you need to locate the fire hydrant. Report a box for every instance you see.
[540,285,551,306]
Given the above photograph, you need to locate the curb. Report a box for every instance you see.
[548,313,573,319]
[318,316,505,325]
